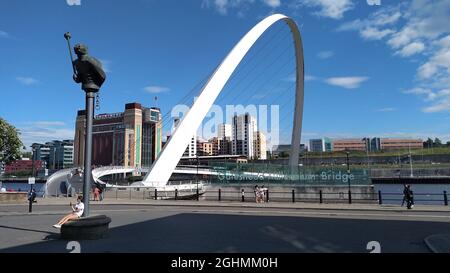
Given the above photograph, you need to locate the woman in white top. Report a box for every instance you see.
[53,195,84,228]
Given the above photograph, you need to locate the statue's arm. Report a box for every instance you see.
[72,60,81,83]
[73,73,81,83]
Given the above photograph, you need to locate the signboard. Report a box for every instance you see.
[28,177,35,185]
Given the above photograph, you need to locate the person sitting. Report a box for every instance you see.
[53,195,84,228]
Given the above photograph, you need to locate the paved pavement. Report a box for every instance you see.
[0,199,449,253]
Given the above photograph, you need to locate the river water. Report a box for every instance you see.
[0,182,46,197]
[374,184,450,205]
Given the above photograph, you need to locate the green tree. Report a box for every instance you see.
[21,151,32,159]
[0,118,23,164]
[434,138,442,147]
[424,138,434,148]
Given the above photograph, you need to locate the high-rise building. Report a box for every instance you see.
[173,118,196,158]
[218,124,231,140]
[370,137,381,152]
[216,124,232,155]
[74,102,162,168]
[309,139,325,152]
[232,113,257,158]
[32,140,74,170]
[254,131,267,160]
[142,107,162,167]
[323,137,333,152]
[49,140,74,169]
[31,143,51,166]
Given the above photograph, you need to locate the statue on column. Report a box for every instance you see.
[72,43,106,92]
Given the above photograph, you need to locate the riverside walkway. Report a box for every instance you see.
[1,198,449,253]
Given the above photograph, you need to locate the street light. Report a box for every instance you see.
[346,150,351,204]
[409,144,413,178]
[196,152,199,201]
[30,146,36,213]
[31,146,36,178]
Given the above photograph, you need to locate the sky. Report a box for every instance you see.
[1,0,450,150]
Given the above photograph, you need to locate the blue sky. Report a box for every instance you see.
[1,0,449,150]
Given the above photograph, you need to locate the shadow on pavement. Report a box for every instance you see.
[1,213,449,253]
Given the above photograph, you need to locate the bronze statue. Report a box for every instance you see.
[64,32,106,93]
[72,43,106,92]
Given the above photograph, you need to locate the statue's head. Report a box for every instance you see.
[74,43,88,56]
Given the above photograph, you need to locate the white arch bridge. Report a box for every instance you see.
[45,13,303,196]
[44,165,287,197]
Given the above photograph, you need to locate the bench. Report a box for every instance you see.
[61,215,111,240]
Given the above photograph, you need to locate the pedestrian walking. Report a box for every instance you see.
[401,184,408,206]
[404,184,414,209]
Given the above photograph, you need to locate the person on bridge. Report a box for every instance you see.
[53,195,84,228]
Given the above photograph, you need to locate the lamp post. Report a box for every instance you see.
[31,146,36,178]
[346,151,351,203]
[29,146,36,213]
[409,144,413,178]
[196,152,199,201]
[64,32,106,217]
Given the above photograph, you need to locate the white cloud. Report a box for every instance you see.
[24,121,67,127]
[337,5,402,39]
[325,76,369,89]
[16,77,38,85]
[285,73,317,82]
[396,41,425,57]
[372,11,402,26]
[317,50,334,59]
[202,0,279,16]
[338,0,450,113]
[417,62,438,79]
[66,0,81,6]
[143,86,170,93]
[305,74,317,81]
[295,0,354,19]
[0,30,9,38]
[18,121,74,148]
[422,97,450,113]
[262,0,281,8]
[376,107,397,112]
[386,27,416,49]
[360,27,395,40]
[402,87,436,101]
[417,35,450,80]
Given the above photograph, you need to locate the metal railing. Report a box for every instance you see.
[99,187,448,206]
